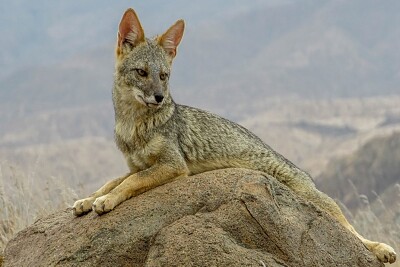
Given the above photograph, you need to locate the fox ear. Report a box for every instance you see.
[117,8,145,51]
[158,20,185,58]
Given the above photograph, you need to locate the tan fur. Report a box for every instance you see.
[72,8,397,264]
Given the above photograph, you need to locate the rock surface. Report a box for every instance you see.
[4,168,383,267]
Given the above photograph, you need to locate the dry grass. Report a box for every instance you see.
[353,209,400,267]
[338,189,400,267]
[0,162,80,253]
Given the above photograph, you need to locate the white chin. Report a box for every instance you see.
[147,103,161,108]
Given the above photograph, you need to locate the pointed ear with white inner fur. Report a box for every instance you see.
[158,20,185,58]
[117,8,145,54]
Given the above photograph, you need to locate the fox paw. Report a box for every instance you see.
[92,194,118,215]
[72,197,95,216]
[371,242,396,263]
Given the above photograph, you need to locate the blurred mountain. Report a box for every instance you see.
[1,0,400,116]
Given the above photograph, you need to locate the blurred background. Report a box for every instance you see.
[0,0,399,260]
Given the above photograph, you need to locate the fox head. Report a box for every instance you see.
[113,8,184,110]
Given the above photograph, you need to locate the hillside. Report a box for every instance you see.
[316,132,400,212]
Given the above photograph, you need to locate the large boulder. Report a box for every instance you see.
[4,169,382,267]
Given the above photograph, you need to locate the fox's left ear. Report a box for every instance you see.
[116,8,145,58]
[158,20,185,59]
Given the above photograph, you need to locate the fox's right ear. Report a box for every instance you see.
[116,8,145,57]
[158,20,185,59]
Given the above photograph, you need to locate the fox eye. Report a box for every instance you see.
[135,69,148,77]
[159,73,168,81]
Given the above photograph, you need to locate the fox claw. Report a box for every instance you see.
[92,195,118,215]
[371,243,396,263]
[72,197,95,216]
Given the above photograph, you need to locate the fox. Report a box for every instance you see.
[72,7,396,264]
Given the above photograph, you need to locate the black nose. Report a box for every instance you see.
[154,94,164,103]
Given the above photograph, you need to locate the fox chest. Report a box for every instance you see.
[115,122,164,170]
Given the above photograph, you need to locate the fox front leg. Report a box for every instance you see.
[72,174,131,216]
[93,160,188,215]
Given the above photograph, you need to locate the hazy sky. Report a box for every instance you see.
[0,1,288,76]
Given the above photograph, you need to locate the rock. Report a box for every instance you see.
[4,169,383,267]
